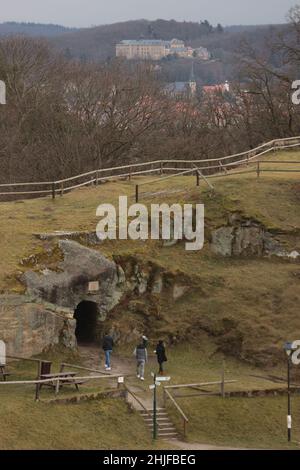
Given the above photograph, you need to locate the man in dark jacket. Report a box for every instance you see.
[102,333,114,371]
[155,340,167,374]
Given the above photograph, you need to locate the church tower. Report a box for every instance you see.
[189,62,197,96]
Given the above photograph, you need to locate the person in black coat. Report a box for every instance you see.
[155,340,167,374]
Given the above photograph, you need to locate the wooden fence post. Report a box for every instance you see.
[183,419,187,438]
[160,162,163,175]
[135,185,139,203]
[60,182,64,197]
[196,171,200,187]
[221,361,225,398]
[52,183,56,199]
[257,162,260,178]
[55,378,60,395]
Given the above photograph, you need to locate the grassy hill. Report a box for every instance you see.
[1,149,300,449]
[1,150,299,364]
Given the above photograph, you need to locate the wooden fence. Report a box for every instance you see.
[0,373,125,401]
[1,135,300,199]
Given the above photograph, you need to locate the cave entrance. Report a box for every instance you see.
[74,301,99,344]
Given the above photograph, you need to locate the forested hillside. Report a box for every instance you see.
[0,22,77,37]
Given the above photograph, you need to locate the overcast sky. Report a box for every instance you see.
[0,0,297,27]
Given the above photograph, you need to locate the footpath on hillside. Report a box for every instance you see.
[78,345,244,451]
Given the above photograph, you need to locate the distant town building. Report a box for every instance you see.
[116,38,210,61]
[202,81,230,95]
[165,64,197,98]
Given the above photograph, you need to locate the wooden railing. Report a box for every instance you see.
[60,362,111,376]
[0,135,300,199]
[163,388,189,438]
[0,372,125,401]
[124,384,160,430]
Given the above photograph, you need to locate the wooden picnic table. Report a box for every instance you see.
[39,371,81,391]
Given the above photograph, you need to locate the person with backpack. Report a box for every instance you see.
[102,333,114,371]
[134,342,148,381]
[155,340,167,375]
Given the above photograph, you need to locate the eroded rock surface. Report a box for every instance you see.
[211,215,300,259]
[22,240,124,317]
[0,295,75,357]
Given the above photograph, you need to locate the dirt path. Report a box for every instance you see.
[78,345,241,450]
[78,344,134,376]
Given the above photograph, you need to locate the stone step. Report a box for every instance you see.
[148,427,177,432]
[140,408,179,440]
[144,416,169,420]
[147,422,175,427]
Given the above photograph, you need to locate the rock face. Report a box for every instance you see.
[23,240,124,318]
[3,241,191,357]
[211,215,300,259]
[0,295,76,358]
[211,223,265,257]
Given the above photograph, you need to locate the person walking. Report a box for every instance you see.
[155,340,167,375]
[134,342,148,381]
[142,334,149,348]
[102,333,114,371]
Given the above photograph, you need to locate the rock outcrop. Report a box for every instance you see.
[1,241,193,357]
[22,240,124,317]
[0,295,76,358]
[211,214,300,259]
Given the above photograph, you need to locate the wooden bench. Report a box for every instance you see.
[0,364,11,381]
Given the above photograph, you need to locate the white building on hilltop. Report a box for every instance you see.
[116,39,210,61]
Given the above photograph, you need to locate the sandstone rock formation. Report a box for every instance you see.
[211,215,300,259]
[23,240,124,317]
[0,295,76,358]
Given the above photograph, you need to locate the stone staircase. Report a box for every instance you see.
[140,407,179,440]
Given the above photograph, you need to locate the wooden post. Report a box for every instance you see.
[95,171,99,186]
[117,376,124,390]
[55,378,60,395]
[135,185,139,203]
[196,171,200,187]
[221,361,225,398]
[160,162,163,175]
[60,182,64,197]
[60,363,65,373]
[128,167,132,181]
[183,419,186,438]
[257,162,260,178]
[52,183,56,199]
